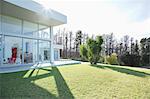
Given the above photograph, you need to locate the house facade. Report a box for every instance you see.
[0,0,67,67]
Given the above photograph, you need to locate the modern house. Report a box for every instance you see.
[0,0,67,67]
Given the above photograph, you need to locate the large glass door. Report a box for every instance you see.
[23,39,38,64]
[39,40,50,62]
[0,35,2,66]
[54,49,59,60]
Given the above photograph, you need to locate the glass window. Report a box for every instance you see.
[23,39,38,64]
[39,24,50,39]
[39,40,50,62]
[0,35,2,65]
[0,15,2,34]
[54,49,59,60]
[3,36,22,65]
[23,21,38,37]
[2,15,22,34]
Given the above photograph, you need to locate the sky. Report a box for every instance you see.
[33,0,150,40]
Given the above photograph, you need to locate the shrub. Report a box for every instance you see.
[99,56,105,63]
[104,56,110,64]
[105,53,119,65]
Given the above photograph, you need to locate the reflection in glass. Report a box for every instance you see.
[23,21,38,37]
[39,40,50,62]
[3,36,22,64]
[2,15,22,34]
[39,25,50,39]
[23,39,38,64]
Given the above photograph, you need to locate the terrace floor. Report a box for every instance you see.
[0,59,80,73]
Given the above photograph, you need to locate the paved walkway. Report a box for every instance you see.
[0,59,80,73]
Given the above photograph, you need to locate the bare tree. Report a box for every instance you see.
[130,37,134,54]
[103,33,115,56]
[109,33,115,55]
[75,30,82,56]
[62,28,66,53]
[119,43,123,55]
[123,35,129,52]
[69,31,72,58]
[104,34,109,56]
[65,32,68,58]
[135,40,139,55]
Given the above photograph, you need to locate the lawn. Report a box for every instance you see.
[0,63,150,99]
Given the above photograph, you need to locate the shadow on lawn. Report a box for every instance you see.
[52,67,74,99]
[91,64,150,77]
[1,67,74,99]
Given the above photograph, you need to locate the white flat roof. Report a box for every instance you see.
[2,0,67,26]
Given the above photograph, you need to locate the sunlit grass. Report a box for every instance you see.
[1,64,150,99]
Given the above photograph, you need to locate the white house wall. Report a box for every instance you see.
[0,0,66,67]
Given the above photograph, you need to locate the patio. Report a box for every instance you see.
[0,59,80,73]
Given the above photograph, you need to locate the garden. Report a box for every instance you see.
[1,63,150,99]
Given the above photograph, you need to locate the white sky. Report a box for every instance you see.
[34,0,150,40]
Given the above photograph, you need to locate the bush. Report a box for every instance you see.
[99,56,105,63]
[105,53,119,65]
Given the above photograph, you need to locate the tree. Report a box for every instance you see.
[69,31,72,58]
[115,43,119,54]
[65,33,68,58]
[109,33,115,55]
[82,33,88,44]
[120,51,140,66]
[119,43,123,55]
[75,30,83,56]
[123,35,129,52]
[80,36,103,64]
[62,28,66,58]
[140,37,150,65]
[79,44,88,61]
[119,39,140,66]
[103,33,115,56]
[134,40,139,55]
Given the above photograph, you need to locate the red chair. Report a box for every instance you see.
[10,48,17,63]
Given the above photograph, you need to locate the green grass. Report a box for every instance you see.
[1,64,150,99]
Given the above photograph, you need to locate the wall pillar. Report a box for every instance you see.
[50,26,54,63]
[0,1,1,66]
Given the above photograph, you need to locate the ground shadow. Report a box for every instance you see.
[52,67,74,99]
[91,64,150,77]
[1,67,74,99]
[1,70,57,99]
[91,64,105,69]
